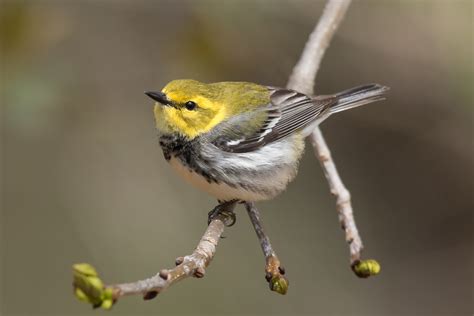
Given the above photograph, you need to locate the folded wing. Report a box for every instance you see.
[206,84,388,153]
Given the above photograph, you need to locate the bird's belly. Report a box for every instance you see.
[168,157,272,201]
[166,135,305,202]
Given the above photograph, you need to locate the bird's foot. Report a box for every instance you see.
[207,200,237,227]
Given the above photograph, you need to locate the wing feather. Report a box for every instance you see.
[206,87,336,153]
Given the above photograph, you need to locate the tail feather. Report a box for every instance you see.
[329,84,389,114]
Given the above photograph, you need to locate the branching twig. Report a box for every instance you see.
[73,212,230,309]
[245,202,288,294]
[287,0,380,277]
[287,0,351,95]
[113,212,226,299]
[309,130,362,263]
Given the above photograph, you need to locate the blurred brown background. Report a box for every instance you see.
[1,0,472,315]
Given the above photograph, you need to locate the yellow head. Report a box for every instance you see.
[146,79,270,139]
[146,79,225,139]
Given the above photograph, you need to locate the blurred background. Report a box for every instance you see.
[1,0,472,315]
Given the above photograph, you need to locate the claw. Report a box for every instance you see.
[207,201,237,227]
[222,210,236,227]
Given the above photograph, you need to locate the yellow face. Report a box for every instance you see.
[153,80,226,139]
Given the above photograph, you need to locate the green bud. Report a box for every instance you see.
[73,263,98,277]
[352,259,381,278]
[74,288,89,303]
[72,263,115,309]
[103,287,114,300]
[270,276,289,295]
[87,276,104,292]
[101,299,114,310]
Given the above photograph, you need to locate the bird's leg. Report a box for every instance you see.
[207,200,237,227]
[245,202,288,295]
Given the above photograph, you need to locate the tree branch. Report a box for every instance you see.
[245,202,288,294]
[287,0,351,95]
[73,212,230,309]
[113,212,225,299]
[287,0,380,277]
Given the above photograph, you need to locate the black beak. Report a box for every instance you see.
[145,91,170,105]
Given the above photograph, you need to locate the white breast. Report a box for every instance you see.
[167,135,305,202]
[168,157,270,201]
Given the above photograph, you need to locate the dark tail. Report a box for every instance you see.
[329,84,389,114]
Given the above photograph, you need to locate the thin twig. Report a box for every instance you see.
[290,0,363,264]
[309,129,362,264]
[111,212,228,300]
[287,0,352,95]
[288,0,377,274]
[245,202,288,295]
[72,211,231,309]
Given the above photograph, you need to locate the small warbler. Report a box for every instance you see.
[145,80,388,223]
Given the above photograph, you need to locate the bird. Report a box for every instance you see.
[145,79,388,224]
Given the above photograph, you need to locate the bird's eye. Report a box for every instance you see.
[185,101,197,111]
